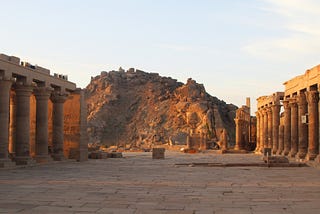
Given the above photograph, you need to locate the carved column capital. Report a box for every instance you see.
[34,87,53,99]
[255,111,261,118]
[289,98,298,109]
[306,90,319,104]
[266,107,272,116]
[50,92,68,103]
[282,100,290,110]
[297,93,307,107]
[14,83,34,96]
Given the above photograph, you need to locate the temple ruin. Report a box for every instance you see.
[256,64,320,161]
[234,98,256,151]
[0,53,87,167]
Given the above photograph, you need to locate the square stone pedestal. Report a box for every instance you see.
[14,157,36,166]
[152,148,165,159]
[0,159,16,168]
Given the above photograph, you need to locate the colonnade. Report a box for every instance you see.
[256,90,319,160]
[0,79,68,166]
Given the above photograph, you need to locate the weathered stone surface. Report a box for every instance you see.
[86,69,237,149]
[152,148,165,159]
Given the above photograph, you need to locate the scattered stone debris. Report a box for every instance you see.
[263,156,289,164]
[88,151,123,159]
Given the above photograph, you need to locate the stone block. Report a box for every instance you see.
[263,148,272,156]
[263,156,289,164]
[152,148,165,159]
[111,152,123,158]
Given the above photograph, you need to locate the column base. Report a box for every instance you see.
[288,151,297,158]
[276,150,283,156]
[295,151,307,160]
[234,145,244,151]
[281,150,290,156]
[0,158,16,168]
[315,155,320,163]
[51,153,66,161]
[305,152,318,161]
[35,155,53,163]
[14,156,36,165]
[272,149,278,155]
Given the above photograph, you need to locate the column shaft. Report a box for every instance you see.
[51,93,67,161]
[259,111,264,152]
[297,93,308,159]
[272,105,280,154]
[15,84,34,165]
[263,110,268,149]
[306,91,319,160]
[278,125,284,154]
[282,100,291,156]
[234,119,242,150]
[255,112,260,152]
[267,108,273,149]
[9,91,16,154]
[34,87,52,163]
[0,80,14,166]
[289,99,298,157]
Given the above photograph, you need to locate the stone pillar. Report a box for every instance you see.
[221,129,228,151]
[255,112,260,152]
[50,93,68,161]
[271,104,280,154]
[289,98,298,157]
[0,79,15,167]
[306,91,319,160]
[267,108,273,149]
[259,110,264,153]
[282,100,291,156]
[263,109,268,149]
[234,119,243,150]
[9,91,16,154]
[34,87,52,163]
[277,124,284,155]
[14,84,34,165]
[297,93,308,159]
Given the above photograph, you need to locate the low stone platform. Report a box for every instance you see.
[0,151,320,213]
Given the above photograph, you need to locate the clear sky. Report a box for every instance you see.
[1,0,320,113]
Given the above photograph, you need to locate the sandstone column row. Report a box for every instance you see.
[256,90,320,161]
[0,79,68,166]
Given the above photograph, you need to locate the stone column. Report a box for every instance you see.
[282,100,291,156]
[9,91,16,154]
[15,84,34,165]
[259,110,264,153]
[234,119,243,150]
[306,91,319,160]
[267,108,273,149]
[263,109,268,149]
[271,104,280,154]
[297,93,308,159]
[277,124,284,155]
[50,93,68,161]
[255,111,260,152]
[0,79,15,167]
[34,87,52,163]
[289,98,298,157]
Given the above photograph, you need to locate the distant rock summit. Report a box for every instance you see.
[86,68,237,149]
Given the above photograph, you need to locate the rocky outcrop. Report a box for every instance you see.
[86,68,237,149]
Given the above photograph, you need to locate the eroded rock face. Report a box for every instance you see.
[86,68,237,148]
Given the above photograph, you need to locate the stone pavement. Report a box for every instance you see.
[0,151,320,214]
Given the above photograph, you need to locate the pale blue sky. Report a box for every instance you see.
[1,0,320,112]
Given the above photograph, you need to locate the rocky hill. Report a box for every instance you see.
[86,68,237,149]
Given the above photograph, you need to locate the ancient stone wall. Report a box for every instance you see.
[64,89,88,161]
